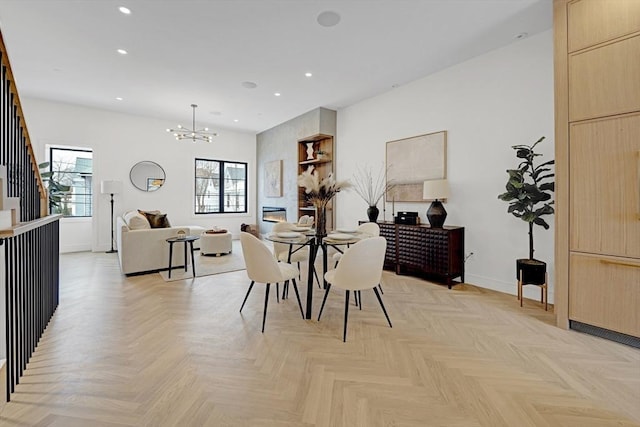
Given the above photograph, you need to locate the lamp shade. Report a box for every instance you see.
[422,179,450,200]
[101,180,122,195]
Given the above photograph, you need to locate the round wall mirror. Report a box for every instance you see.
[130,161,166,192]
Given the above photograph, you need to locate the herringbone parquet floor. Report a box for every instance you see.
[1,250,639,426]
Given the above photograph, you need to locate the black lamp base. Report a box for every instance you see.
[106,249,118,254]
[426,200,447,228]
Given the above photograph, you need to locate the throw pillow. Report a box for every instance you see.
[123,210,151,230]
[138,210,171,228]
[146,213,170,229]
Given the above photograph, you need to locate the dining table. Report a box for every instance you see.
[265,227,370,319]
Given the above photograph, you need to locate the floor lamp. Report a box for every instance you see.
[101,180,123,253]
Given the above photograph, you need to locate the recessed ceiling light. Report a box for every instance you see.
[241,81,257,89]
[118,6,131,15]
[233,119,239,122]
[305,72,313,77]
[514,32,528,40]
[317,11,341,27]
[274,92,281,97]
[117,48,128,55]
[115,97,123,101]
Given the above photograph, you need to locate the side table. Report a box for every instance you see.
[166,235,200,278]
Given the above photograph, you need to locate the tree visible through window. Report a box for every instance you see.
[195,158,247,214]
[48,147,93,217]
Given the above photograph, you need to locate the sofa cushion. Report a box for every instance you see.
[138,210,171,228]
[123,210,150,230]
[147,213,171,228]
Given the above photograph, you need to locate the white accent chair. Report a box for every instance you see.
[318,236,391,342]
[239,232,304,332]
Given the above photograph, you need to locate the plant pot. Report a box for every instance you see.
[367,206,379,222]
[516,258,546,285]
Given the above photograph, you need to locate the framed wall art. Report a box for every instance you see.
[264,159,283,197]
[385,130,447,202]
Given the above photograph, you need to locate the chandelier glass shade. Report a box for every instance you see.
[166,104,217,143]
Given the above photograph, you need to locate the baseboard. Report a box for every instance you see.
[60,243,91,253]
[464,273,555,304]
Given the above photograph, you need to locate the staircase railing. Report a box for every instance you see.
[0,29,60,403]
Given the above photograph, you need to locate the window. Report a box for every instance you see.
[48,147,93,217]
[195,158,247,214]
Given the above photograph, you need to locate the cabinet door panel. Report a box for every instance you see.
[569,35,640,121]
[569,253,640,337]
[568,0,640,52]
[570,114,640,258]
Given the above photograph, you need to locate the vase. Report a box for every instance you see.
[315,205,327,238]
[306,142,314,160]
[366,206,379,222]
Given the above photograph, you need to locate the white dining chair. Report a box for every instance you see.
[317,236,391,342]
[332,222,383,306]
[239,232,304,332]
[272,222,320,293]
[332,222,380,267]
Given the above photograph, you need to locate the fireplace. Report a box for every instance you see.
[262,206,287,223]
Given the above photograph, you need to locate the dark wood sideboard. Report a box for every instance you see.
[366,221,465,289]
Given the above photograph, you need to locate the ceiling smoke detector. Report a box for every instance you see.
[317,11,341,27]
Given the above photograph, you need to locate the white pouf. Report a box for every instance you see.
[200,232,233,256]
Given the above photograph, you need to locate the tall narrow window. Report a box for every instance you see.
[195,158,247,214]
[48,147,93,217]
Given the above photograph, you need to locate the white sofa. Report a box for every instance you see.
[116,214,205,275]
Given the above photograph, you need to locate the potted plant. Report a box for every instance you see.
[352,164,395,222]
[497,136,555,285]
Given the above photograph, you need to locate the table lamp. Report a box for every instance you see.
[422,179,450,228]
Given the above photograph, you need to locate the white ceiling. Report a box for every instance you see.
[0,0,552,134]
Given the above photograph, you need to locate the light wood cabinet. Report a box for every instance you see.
[555,0,640,344]
[569,35,640,121]
[568,0,640,52]
[297,134,334,230]
[569,113,640,258]
[569,253,640,337]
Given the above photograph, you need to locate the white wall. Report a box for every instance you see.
[21,99,257,253]
[335,30,555,301]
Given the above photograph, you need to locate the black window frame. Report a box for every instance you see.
[48,146,93,218]
[194,158,248,215]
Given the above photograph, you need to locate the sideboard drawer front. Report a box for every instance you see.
[398,225,426,266]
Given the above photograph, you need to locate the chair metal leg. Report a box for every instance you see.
[291,279,304,318]
[373,287,392,328]
[314,267,321,289]
[358,290,362,310]
[262,283,271,333]
[378,283,384,294]
[240,281,255,312]
[343,290,350,342]
[317,283,332,321]
[276,282,280,303]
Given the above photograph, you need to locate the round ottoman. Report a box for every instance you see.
[200,232,233,256]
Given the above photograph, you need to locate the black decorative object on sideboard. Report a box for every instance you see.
[366,221,465,289]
